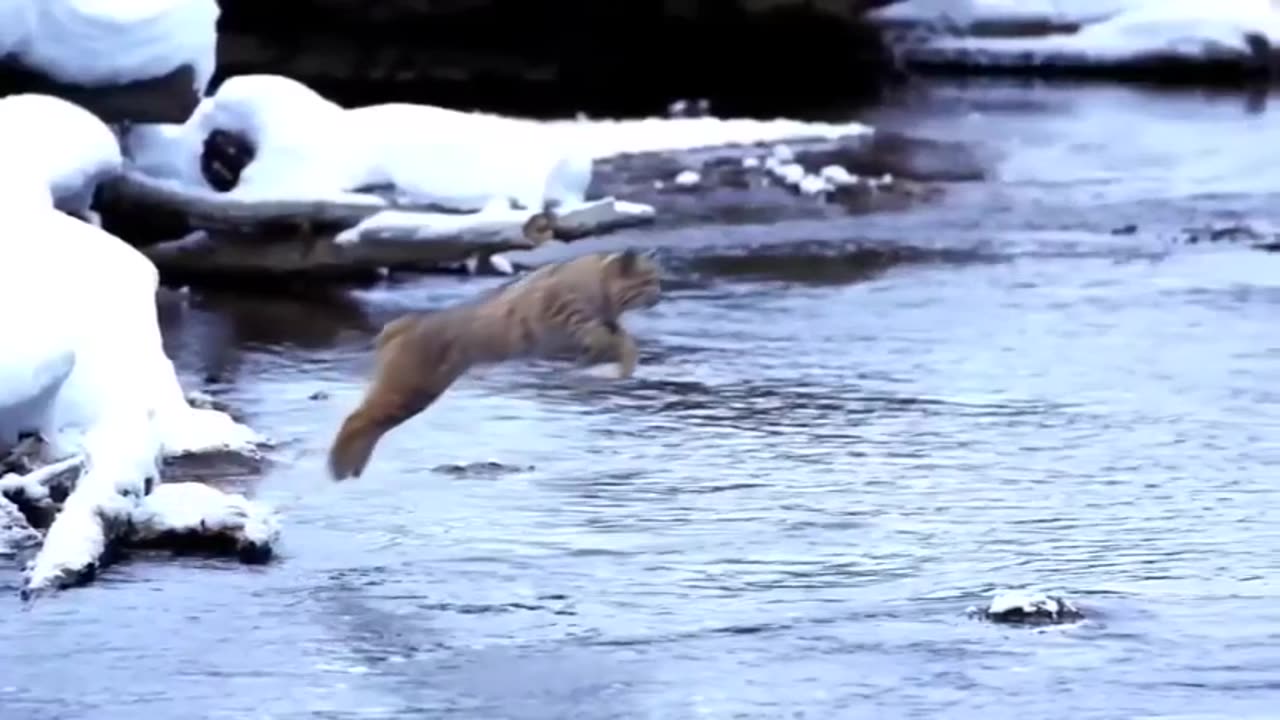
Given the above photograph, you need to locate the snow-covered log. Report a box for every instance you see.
[0,0,219,124]
[20,415,158,594]
[0,495,41,556]
[112,173,656,277]
[871,0,1280,81]
[104,72,904,276]
[125,482,279,564]
[106,169,391,229]
[0,92,272,597]
[0,453,85,516]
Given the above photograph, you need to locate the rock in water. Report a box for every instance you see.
[971,590,1084,626]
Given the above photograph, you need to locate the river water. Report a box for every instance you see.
[4,81,1280,719]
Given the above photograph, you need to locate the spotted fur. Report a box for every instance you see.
[326,249,662,480]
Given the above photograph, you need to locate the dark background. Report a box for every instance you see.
[210,0,903,118]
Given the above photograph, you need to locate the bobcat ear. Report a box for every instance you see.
[606,248,641,274]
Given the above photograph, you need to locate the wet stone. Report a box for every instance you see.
[431,460,534,477]
[970,591,1085,626]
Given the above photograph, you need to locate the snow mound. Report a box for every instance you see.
[0,0,219,94]
[124,74,596,212]
[0,93,122,218]
[128,482,280,563]
[5,206,262,460]
[0,94,267,593]
[123,73,875,215]
[875,0,1280,70]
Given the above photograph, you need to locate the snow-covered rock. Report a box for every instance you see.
[118,74,880,255]
[970,590,1085,625]
[0,94,267,594]
[123,73,875,211]
[874,0,1280,73]
[0,0,219,94]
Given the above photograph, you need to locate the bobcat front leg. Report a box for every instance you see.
[570,318,637,379]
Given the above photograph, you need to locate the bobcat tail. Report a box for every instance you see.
[327,407,392,481]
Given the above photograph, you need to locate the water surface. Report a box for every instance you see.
[3,81,1280,720]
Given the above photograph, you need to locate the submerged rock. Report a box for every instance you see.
[587,131,964,230]
[432,460,534,477]
[1181,221,1280,252]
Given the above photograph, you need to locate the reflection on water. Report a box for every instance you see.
[5,81,1280,719]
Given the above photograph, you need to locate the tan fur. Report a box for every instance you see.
[326,249,662,481]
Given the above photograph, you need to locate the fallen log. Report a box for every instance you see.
[125,481,279,564]
[0,494,41,557]
[105,170,392,231]
[107,167,656,278]
[0,453,86,528]
[19,415,159,595]
[4,438,280,597]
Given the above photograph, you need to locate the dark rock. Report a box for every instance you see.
[214,0,902,117]
[202,129,257,192]
[585,131,957,230]
[1179,221,1280,250]
[432,460,533,476]
[124,528,273,564]
[0,60,200,125]
[796,130,988,182]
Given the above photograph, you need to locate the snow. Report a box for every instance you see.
[128,482,281,557]
[334,196,655,251]
[873,0,1280,70]
[5,205,262,460]
[0,455,85,511]
[871,0,1130,27]
[124,74,597,213]
[0,93,265,592]
[0,93,123,220]
[673,170,702,187]
[0,342,76,449]
[767,159,807,187]
[819,165,857,187]
[0,494,41,553]
[797,174,831,196]
[0,0,219,94]
[978,590,1084,624]
[123,73,875,215]
[333,204,535,246]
